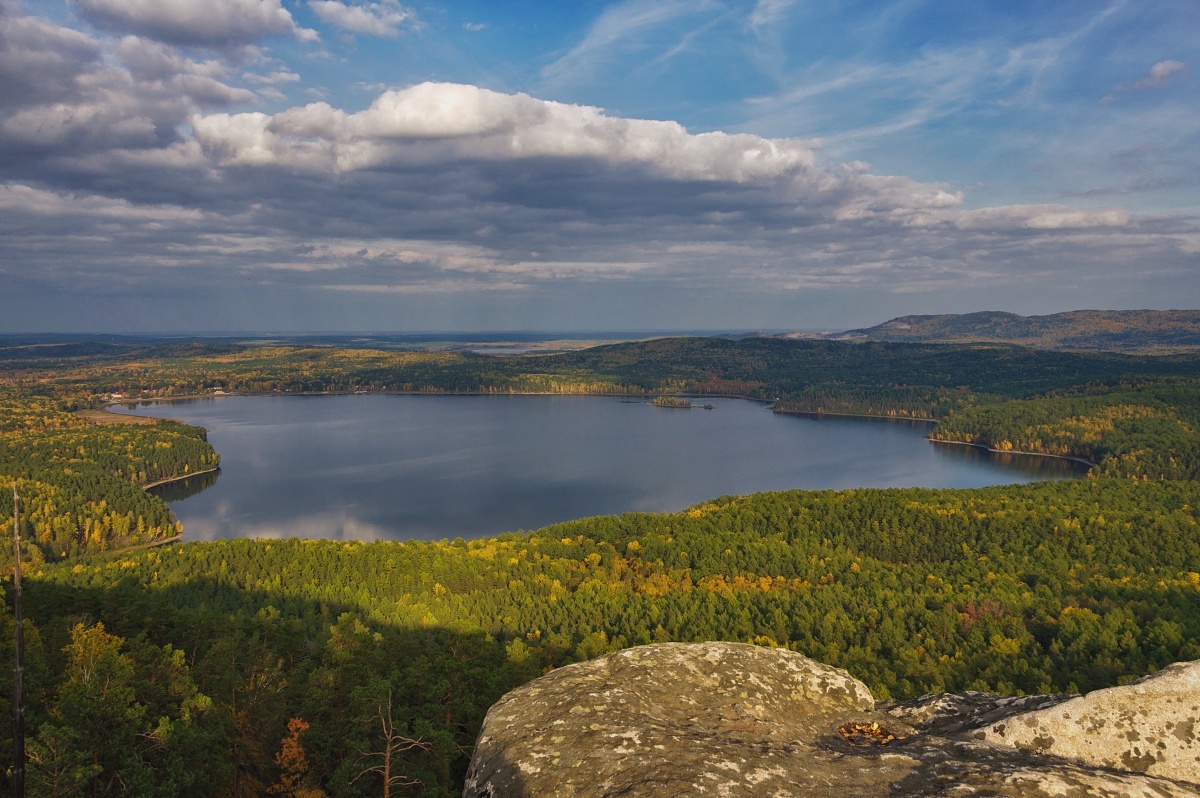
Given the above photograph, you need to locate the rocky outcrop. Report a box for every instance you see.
[463,642,1200,797]
[882,690,1075,736]
[977,660,1200,783]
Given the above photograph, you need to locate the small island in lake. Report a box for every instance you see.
[649,396,715,409]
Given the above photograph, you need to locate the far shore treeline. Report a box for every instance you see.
[1,334,1199,796]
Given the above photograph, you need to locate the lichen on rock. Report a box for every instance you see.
[462,643,1200,797]
[977,660,1200,784]
[463,642,887,797]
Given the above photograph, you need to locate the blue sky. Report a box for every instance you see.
[0,0,1196,331]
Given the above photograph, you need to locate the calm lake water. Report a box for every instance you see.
[113,395,1084,542]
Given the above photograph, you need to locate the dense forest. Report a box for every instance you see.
[7,335,1200,404]
[3,481,1199,796]
[0,396,217,565]
[930,377,1200,480]
[1,333,1199,796]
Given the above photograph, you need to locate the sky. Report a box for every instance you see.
[0,0,1197,332]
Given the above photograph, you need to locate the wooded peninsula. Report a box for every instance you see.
[2,332,1199,796]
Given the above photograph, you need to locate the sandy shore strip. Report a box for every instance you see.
[75,407,184,425]
[142,467,220,490]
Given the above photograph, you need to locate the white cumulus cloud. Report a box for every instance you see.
[197,81,822,183]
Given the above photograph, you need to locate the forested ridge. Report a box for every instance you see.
[0,335,1199,796]
[848,309,1200,352]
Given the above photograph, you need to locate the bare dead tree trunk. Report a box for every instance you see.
[349,690,430,797]
[12,482,25,798]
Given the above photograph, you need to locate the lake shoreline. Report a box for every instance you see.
[102,390,873,419]
[770,407,938,424]
[110,393,1079,543]
[928,438,1097,469]
[104,388,779,404]
[142,467,221,490]
[102,396,1091,482]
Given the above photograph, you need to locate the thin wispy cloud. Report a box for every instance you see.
[1135,60,1187,89]
[746,0,1131,143]
[539,0,717,89]
[243,68,301,85]
[748,0,795,31]
[745,43,995,150]
[1102,59,1189,104]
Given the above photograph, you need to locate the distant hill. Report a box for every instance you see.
[839,310,1200,352]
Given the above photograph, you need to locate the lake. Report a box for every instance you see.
[112,395,1085,542]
